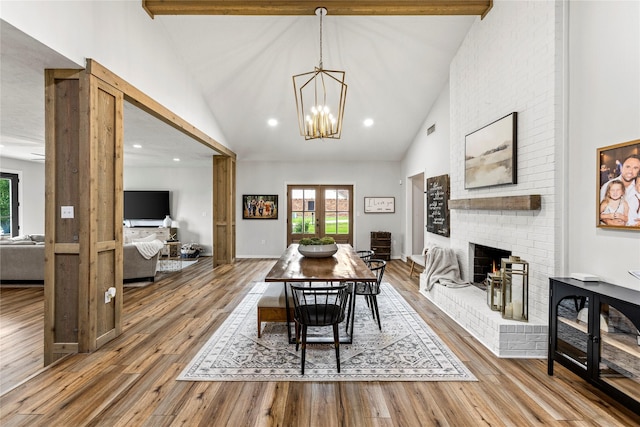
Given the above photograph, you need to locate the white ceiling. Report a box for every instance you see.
[0,11,476,166]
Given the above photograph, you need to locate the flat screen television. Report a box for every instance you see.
[124,190,170,220]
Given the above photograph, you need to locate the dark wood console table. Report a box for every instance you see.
[548,277,640,414]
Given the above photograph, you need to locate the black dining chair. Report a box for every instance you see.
[355,250,375,266]
[346,259,386,332]
[343,249,376,328]
[290,283,349,374]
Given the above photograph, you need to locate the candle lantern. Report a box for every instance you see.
[485,272,503,311]
[501,256,529,322]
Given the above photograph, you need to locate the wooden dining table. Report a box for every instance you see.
[265,243,376,344]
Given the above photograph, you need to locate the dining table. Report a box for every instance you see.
[264,243,376,344]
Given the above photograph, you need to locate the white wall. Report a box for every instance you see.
[401,81,453,256]
[567,1,640,290]
[0,1,228,150]
[124,166,213,255]
[236,161,403,258]
[0,157,45,235]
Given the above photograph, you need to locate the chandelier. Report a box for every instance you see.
[293,7,347,140]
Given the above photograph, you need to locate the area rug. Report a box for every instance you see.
[178,282,477,382]
[125,260,199,288]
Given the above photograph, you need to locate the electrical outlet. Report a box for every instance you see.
[61,206,74,219]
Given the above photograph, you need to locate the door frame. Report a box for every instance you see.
[286,184,353,246]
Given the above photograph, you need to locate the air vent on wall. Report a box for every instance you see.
[427,124,436,135]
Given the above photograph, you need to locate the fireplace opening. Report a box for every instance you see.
[471,243,512,285]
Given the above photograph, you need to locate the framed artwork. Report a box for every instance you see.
[465,112,518,189]
[426,174,450,237]
[242,195,278,219]
[364,197,395,213]
[597,139,640,229]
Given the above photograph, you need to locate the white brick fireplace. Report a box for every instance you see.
[418,0,561,358]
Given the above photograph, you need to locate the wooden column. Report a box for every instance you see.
[44,69,82,364]
[44,68,123,364]
[79,73,124,351]
[213,156,235,266]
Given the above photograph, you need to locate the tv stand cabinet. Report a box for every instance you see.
[548,277,640,414]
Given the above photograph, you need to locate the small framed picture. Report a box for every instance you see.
[597,139,640,229]
[242,195,278,219]
[364,197,395,213]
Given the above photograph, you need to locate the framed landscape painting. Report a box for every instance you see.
[597,139,640,229]
[242,195,278,219]
[465,112,517,189]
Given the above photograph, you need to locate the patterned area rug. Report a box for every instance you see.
[178,282,477,382]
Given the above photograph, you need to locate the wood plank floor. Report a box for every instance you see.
[1,258,639,426]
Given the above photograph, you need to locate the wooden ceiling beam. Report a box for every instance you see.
[142,1,492,18]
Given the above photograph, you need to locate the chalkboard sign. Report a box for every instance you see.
[426,174,450,237]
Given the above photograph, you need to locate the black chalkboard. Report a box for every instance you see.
[426,174,450,237]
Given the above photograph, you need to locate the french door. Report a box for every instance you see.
[287,185,353,246]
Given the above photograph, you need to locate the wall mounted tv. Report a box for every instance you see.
[124,191,170,220]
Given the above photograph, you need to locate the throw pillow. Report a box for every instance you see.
[133,233,157,243]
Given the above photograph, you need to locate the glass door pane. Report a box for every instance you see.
[289,188,316,243]
[323,187,351,244]
[598,303,640,403]
[556,295,590,369]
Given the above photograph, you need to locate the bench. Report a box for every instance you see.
[408,248,428,277]
[257,285,294,338]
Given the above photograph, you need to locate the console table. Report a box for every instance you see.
[548,277,640,414]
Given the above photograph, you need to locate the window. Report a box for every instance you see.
[0,172,19,236]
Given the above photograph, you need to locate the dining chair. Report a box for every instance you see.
[343,249,376,327]
[290,283,349,374]
[346,259,386,332]
[356,249,375,266]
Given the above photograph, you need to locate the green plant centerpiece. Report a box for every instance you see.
[297,236,338,258]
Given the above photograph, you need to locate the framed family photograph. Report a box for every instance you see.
[597,139,640,229]
[465,112,517,189]
[242,195,278,219]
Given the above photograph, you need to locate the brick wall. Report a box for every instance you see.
[448,0,562,323]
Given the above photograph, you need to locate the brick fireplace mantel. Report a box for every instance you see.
[449,195,541,211]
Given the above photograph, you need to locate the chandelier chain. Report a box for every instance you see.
[319,9,323,69]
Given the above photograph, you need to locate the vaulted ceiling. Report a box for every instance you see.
[0,1,491,166]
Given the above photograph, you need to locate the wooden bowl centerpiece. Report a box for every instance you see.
[297,237,338,258]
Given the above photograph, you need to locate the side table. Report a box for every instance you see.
[159,241,182,272]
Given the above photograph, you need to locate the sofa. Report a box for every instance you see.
[0,235,159,283]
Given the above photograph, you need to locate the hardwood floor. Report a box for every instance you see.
[1,258,639,426]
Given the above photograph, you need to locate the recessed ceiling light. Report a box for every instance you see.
[268,118,278,127]
[364,118,374,127]
[132,144,142,148]
[173,158,180,162]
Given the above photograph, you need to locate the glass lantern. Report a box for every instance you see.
[501,257,528,322]
[486,272,503,311]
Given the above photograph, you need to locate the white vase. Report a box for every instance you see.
[162,215,172,228]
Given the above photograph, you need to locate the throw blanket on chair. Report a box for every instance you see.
[132,240,164,259]
[424,247,470,291]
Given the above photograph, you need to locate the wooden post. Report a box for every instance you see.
[44,68,123,364]
[213,156,236,266]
